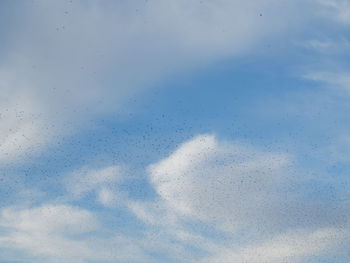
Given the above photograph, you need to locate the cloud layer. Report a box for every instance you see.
[1,134,350,262]
[2,0,350,262]
[0,0,305,164]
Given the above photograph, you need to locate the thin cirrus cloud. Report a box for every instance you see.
[63,165,124,207]
[301,1,350,97]
[0,204,156,263]
[304,71,350,92]
[145,135,350,230]
[0,0,306,164]
[0,205,100,262]
[317,0,350,24]
[1,0,350,263]
[148,134,291,224]
[130,134,350,262]
[201,227,345,263]
[1,135,350,262]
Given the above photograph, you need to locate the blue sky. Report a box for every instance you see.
[1,0,350,262]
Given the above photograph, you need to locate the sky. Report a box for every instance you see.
[1,0,350,262]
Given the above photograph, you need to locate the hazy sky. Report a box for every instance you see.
[1,1,350,262]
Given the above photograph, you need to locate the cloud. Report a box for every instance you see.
[0,80,49,163]
[148,134,293,230]
[0,204,99,235]
[2,1,350,262]
[0,0,306,164]
[304,71,350,92]
[64,165,124,207]
[202,227,346,263]
[0,204,99,262]
[317,0,350,25]
[96,187,119,208]
[301,38,350,54]
[0,204,156,263]
[136,134,350,262]
[1,135,350,263]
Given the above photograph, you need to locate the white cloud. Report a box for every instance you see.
[0,79,49,163]
[0,205,99,262]
[64,165,124,207]
[0,204,156,263]
[304,71,350,91]
[202,227,346,263]
[2,1,350,262]
[130,134,350,263]
[317,0,350,24]
[0,0,306,164]
[0,204,99,235]
[97,187,119,207]
[128,199,180,227]
[148,134,292,231]
[0,203,347,263]
[1,135,349,263]
[65,165,121,196]
[301,38,350,54]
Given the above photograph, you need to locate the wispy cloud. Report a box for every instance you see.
[63,165,124,207]
[317,0,350,25]
[1,134,350,262]
[2,1,350,262]
[304,71,350,91]
[0,0,306,165]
